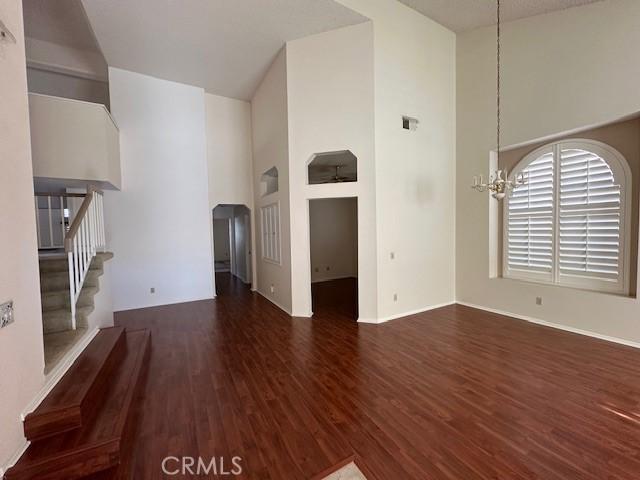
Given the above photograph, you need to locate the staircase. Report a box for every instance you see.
[35,187,111,373]
[40,253,113,372]
[4,327,151,480]
[6,187,150,478]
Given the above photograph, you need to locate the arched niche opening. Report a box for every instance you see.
[308,150,357,185]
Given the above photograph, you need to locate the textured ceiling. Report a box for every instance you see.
[397,0,604,32]
[80,0,368,100]
[22,0,101,52]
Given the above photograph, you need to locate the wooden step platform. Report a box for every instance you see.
[24,327,126,441]
[6,329,150,480]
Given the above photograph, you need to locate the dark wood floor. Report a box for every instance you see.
[311,277,358,320]
[111,273,640,479]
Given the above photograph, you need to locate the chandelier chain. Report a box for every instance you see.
[471,0,526,200]
[497,0,501,156]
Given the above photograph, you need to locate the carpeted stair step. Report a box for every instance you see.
[38,252,113,274]
[41,287,99,311]
[43,305,94,334]
[40,269,102,293]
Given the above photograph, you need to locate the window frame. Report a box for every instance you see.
[503,139,632,295]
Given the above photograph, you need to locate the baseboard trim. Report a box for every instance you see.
[358,301,456,324]
[255,290,293,316]
[114,296,215,313]
[0,439,29,478]
[21,327,99,420]
[456,301,640,350]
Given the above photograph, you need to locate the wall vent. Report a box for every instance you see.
[402,116,419,131]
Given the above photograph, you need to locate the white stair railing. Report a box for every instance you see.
[34,192,86,249]
[64,188,105,329]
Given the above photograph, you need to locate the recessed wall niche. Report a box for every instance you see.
[308,150,357,185]
[260,167,279,197]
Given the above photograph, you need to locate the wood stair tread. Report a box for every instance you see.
[24,327,126,441]
[6,329,151,480]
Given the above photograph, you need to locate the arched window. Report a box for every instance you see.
[504,140,631,294]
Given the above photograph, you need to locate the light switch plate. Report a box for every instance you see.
[1,301,14,328]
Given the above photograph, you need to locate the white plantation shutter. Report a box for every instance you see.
[505,140,630,294]
[261,203,281,264]
[506,151,554,280]
[559,148,622,287]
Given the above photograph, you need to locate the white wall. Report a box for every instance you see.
[338,0,457,321]
[213,219,231,262]
[88,260,115,332]
[0,0,46,473]
[205,94,254,209]
[29,93,121,189]
[205,93,255,291]
[251,49,293,313]
[456,0,640,343]
[309,198,358,283]
[232,206,251,283]
[105,68,214,311]
[286,22,376,319]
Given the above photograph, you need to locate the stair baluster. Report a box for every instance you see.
[64,188,105,329]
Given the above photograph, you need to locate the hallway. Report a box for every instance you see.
[108,277,640,479]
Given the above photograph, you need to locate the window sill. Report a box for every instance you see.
[494,275,636,300]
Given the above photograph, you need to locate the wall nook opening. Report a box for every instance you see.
[308,150,357,185]
[260,167,279,197]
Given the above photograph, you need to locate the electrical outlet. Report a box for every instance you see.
[393,293,398,302]
[270,285,275,294]
[1,301,14,328]
[536,296,543,306]
[150,287,155,294]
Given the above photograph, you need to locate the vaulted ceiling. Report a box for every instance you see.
[21,0,607,100]
[397,0,604,32]
[80,0,368,100]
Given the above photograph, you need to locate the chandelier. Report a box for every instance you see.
[472,170,527,200]
[471,0,526,200]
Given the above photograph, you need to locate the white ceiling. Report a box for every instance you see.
[23,0,101,52]
[80,0,368,100]
[397,0,604,32]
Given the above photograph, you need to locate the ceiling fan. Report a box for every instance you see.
[322,165,352,183]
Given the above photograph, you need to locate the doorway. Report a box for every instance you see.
[309,197,358,320]
[212,204,252,296]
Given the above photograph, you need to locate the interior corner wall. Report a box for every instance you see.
[205,93,255,292]
[251,49,293,313]
[105,68,214,311]
[456,0,640,343]
[0,0,46,472]
[286,22,376,319]
[337,0,457,320]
